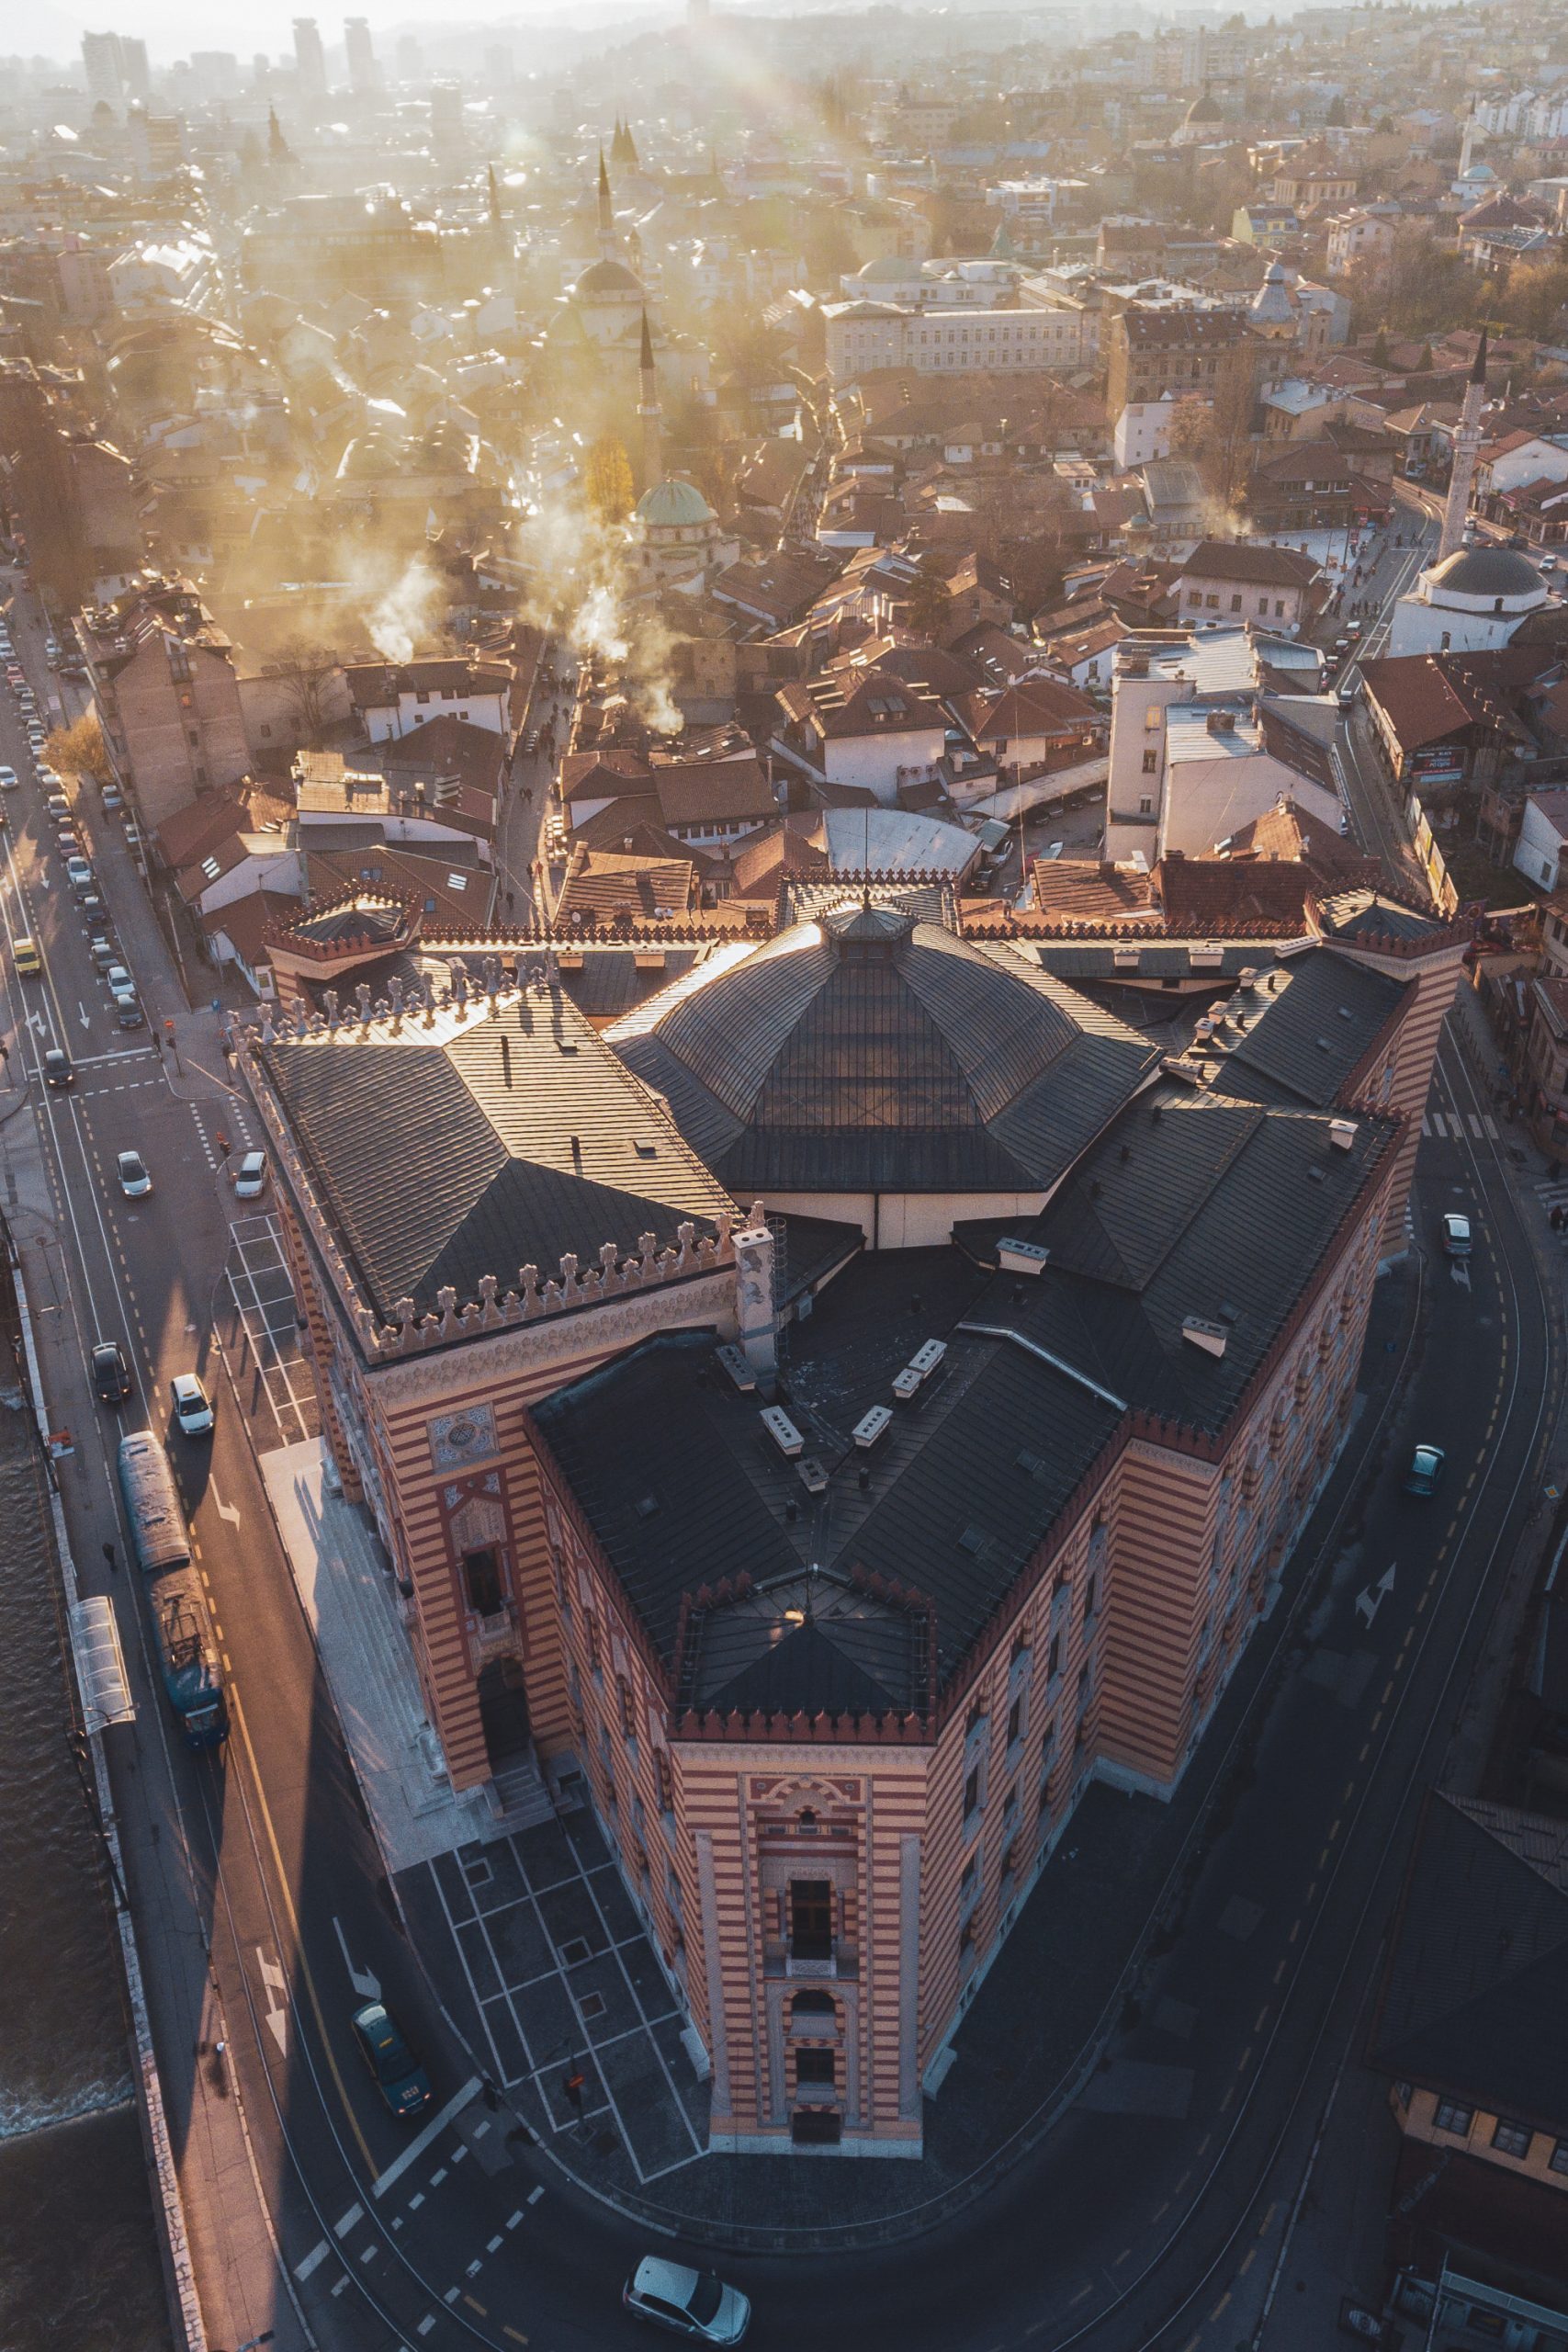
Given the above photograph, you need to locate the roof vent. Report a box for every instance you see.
[716,1342,755,1393]
[958,1524,990,1557]
[635,1492,660,1519]
[998,1237,1050,1275]
[761,1406,805,1458]
[853,1406,892,1449]
[1328,1117,1357,1151]
[1181,1315,1229,1360]
[1206,708,1237,735]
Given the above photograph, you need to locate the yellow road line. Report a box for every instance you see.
[1211,2291,1232,2322]
[228,1684,374,2171]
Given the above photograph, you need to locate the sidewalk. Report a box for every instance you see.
[258,1437,501,1872]
[260,1257,1424,2248]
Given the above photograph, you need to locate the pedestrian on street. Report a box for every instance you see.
[103,1540,117,1574]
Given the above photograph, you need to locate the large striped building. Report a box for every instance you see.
[243,881,1465,2155]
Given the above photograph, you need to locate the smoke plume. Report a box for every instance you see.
[516,490,682,737]
[359,556,443,664]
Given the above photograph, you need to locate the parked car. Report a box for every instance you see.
[101,786,123,813]
[90,1340,132,1405]
[0,764,17,790]
[232,1150,269,1199]
[1404,1442,1446,1498]
[89,938,119,975]
[65,854,94,894]
[113,989,144,1029]
[41,1046,73,1089]
[1441,1211,1472,1257]
[170,1373,214,1438]
[116,1148,152,1197]
[104,963,133,996]
[349,2001,431,2118]
[623,2257,751,2346]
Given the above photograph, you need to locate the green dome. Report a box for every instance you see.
[635,477,716,529]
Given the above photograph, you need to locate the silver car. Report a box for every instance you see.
[623,2256,750,2345]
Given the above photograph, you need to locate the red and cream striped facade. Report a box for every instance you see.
[252,1013,1402,2153]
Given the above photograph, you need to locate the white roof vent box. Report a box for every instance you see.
[1181,1315,1229,1360]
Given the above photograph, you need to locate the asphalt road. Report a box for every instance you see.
[0,562,1559,2352]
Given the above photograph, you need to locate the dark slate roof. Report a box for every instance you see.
[1369,1794,1568,2137]
[553,945,706,1024]
[531,1322,1120,1710]
[958,1083,1396,1430]
[1211,947,1407,1110]
[609,907,1160,1195]
[1316,889,1446,945]
[531,1069,1394,1712]
[254,990,734,1326]
[1027,942,1286,985]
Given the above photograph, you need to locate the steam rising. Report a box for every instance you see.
[517,491,682,737]
[357,556,443,664]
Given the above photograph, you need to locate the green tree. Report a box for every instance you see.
[585,437,635,526]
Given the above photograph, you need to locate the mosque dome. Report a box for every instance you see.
[1423,544,1545,606]
[635,477,716,529]
[576,257,644,299]
[1185,87,1225,127]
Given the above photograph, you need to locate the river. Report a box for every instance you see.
[0,1305,171,2352]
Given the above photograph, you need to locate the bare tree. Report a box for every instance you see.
[271,638,339,749]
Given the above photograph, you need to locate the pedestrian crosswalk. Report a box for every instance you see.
[1535,1179,1568,1218]
[1420,1109,1498,1141]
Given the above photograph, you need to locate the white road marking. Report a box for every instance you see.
[1354,1563,1396,1626]
[1469,1114,1483,1138]
[330,2275,349,2299]
[370,2075,480,2199]
[294,2240,330,2281]
[418,2322,437,2338]
[255,1948,288,2056]
[527,2185,545,2205]
[333,2201,363,2238]
[450,2143,468,2164]
[408,2192,424,2211]
[331,1915,380,2001]
[445,2288,460,2305]
[467,2258,483,2278]
[506,2211,524,2230]
[487,2234,502,2253]
[210,1477,241,1528]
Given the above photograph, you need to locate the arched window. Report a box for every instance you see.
[791,1988,836,2018]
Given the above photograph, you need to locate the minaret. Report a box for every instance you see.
[1438,325,1488,563]
[596,149,615,262]
[638,309,662,492]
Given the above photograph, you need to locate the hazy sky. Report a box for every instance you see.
[26,0,671,66]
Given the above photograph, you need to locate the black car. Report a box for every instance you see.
[90,1340,132,1404]
[42,1047,73,1090]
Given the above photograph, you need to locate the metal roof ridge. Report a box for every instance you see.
[956,1320,1128,1414]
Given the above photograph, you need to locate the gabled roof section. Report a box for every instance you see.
[1211,948,1407,1110]
[254,989,734,1326]
[1370,1795,1568,2137]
